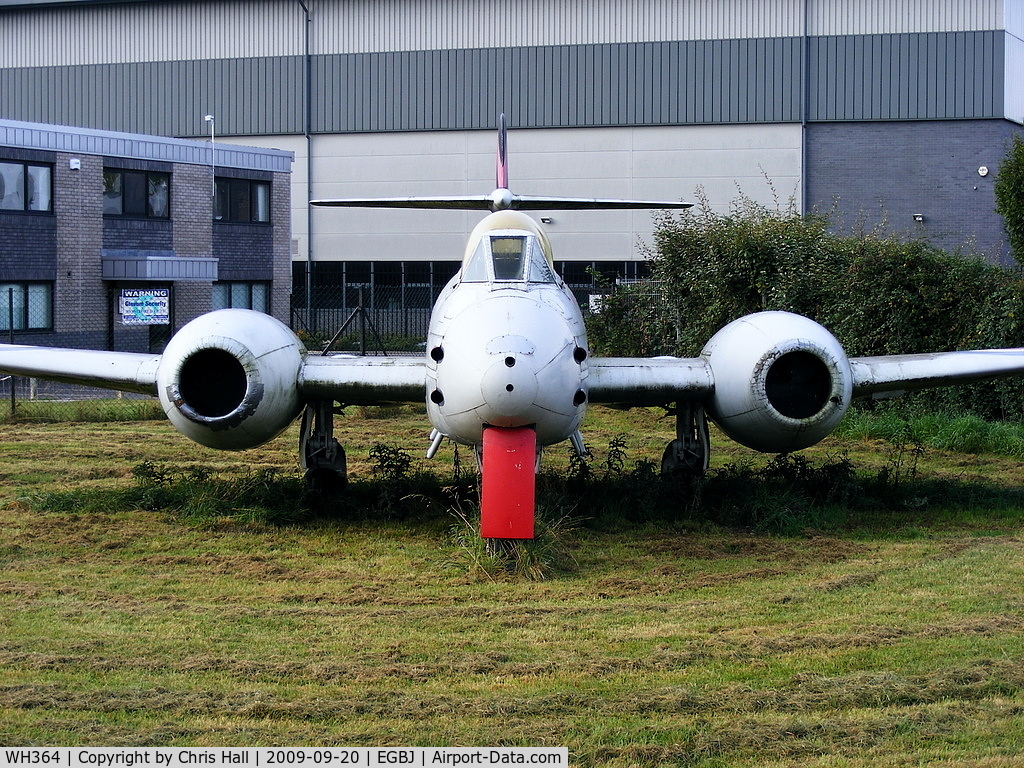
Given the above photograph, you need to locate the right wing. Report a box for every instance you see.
[299,354,427,404]
[0,345,160,395]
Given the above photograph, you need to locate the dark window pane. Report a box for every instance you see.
[103,171,123,214]
[229,179,250,222]
[123,171,147,216]
[214,178,231,220]
[148,173,169,217]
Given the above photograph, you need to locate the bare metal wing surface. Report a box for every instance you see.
[0,345,160,395]
[0,338,427,406]
[299,354,427,404]
[851,349,1024,397]
[586,357,713,405]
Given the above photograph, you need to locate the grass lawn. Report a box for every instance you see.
[1,405,1023,766]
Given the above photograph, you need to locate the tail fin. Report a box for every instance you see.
[496,113,509,190]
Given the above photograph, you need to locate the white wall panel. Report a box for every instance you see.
[1,1,306,67]
[293,124,801,265]
[810,0,1005,35]
[3,0,1014,77]
[1006,31,1024,122]
[313,0,805,55]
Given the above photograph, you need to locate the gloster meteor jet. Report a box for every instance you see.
[4,118,1024,539]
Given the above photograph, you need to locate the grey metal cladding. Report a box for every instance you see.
[0,31,1005,136]
[318,37,804,132]
[0,56,306,137]
[806,30,1002,121]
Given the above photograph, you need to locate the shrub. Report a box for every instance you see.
[995,132,1024,264]
[586,194,1024,419]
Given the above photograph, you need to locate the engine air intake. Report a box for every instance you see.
[178,348,248,418]
[764,350,832,419]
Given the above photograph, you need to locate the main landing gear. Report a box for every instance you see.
[661,402,710,476]
[299,400,347,493]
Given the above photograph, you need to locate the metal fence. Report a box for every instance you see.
[290,284,434,354]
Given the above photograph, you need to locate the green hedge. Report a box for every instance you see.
[585,197,1024,421]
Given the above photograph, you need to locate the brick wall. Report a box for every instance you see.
[806,119,1021,264]
[171,162,213,328]
[270,170,292,324]
[54,152,106,348]
[2,136,292,350]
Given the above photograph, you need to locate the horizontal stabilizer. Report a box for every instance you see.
[312,192,691,213]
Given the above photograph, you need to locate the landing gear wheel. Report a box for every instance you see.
[661,402,710,476]
[299,400,347,493]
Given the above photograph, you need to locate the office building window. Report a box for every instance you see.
[0,161,52,212]
[0,283,53,331]
[212,282,269,313]
[103,169,170,218]
[214,178,270,223]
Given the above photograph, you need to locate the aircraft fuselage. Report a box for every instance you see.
[423,211,589,448]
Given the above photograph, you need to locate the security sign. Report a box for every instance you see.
[120,288,170,326]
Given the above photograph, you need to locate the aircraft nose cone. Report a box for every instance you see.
[480,353,539,422]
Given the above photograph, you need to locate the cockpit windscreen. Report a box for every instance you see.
[462,233,555,284]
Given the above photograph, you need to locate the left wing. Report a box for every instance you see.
[586,311,1024,459]
[586,356,713,405]
[850,349,1024,397]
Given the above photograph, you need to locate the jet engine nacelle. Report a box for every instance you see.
[702,311,852,453]
[156,309,305,450]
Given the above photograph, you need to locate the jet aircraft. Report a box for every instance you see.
[4,117,1024,539]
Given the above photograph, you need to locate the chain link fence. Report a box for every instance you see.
[291,284,432,355]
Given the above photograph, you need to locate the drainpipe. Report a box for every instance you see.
[297,0,314,331]
[800,0,810,215]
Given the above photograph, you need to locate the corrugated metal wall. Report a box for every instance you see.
[0,31,1005,136]
[313,38,803,133]
[0,0,1015,135]
[810,0,1005,36]
[0,57,306,136]
[0,0,1008,67]
[808,31,1004,121]
[0,1,306,67]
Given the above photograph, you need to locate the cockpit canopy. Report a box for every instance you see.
[462,230,556,284]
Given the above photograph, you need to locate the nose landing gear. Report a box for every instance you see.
[480,425,537,539]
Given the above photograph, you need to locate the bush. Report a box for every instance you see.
[995,132,1024,264]
[586,194,1024,420]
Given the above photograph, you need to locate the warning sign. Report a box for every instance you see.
[120,288,170,326]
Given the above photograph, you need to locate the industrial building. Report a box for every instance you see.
[1,0,1022,334]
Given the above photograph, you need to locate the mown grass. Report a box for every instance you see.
[1,405,1023,765]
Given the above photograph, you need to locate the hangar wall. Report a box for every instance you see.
[236,123,803,267]
[0,0,1011,65]
[0,0,1021,276]
[0,31,1008,136]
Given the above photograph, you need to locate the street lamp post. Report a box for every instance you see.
[204,114,215,199]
